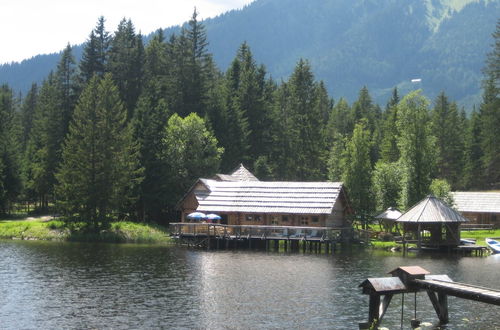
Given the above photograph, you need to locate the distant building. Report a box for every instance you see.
[451,191,500,228]
[178,164,352,228]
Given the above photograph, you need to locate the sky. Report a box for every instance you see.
[0,0,255,64]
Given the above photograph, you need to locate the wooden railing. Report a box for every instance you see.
[461,224,494,231]
[169,223,353,241]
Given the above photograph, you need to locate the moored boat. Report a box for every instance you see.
[485,238,500,253]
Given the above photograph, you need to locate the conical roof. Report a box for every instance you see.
[396,195,468,223]
[229,164,259,181]
[375,207,402,220]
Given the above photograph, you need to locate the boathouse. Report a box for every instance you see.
[396,195,468,249]
[451,191,500,229]
[178,164,352,228]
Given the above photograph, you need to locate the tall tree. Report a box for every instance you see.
[107,19,144,120]
[479,20,500,188]
[372,161,402,212]
[396,91,436,209]
[162,113,223,212]
[56,74,142,229]
[341,121,373,216]
[380,87,400,163]
[79,16,111,85]
[430,92,465,188]
[26,75,63,209]
[0,85,21,214]
[463,109,483,189]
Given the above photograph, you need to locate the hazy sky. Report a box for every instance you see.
[0,0,254,64]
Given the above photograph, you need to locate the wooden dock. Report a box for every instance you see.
[359,266,500,329]
[169,223,356,253]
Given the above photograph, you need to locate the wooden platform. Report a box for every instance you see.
[413,278,500,306]
[169,223,356,253]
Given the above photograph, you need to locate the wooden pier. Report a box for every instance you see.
[169,223,356,253]
[359,266,500,329]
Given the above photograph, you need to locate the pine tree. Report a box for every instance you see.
[463,110,483,189]
[479,20,500,188]
[79,17,110,85]
[55,44,78,137]
[56,74,142,228]
[380,87,400,163]
[430,92,465,188]
[107,19,144,120]
[20,83,38,151]
[26,75,62,209]
[0,85,21,214]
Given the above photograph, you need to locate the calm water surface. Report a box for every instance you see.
[0,240,499,329]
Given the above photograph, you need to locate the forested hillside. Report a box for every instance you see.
[0,9,499,228]
[1,0,498,108]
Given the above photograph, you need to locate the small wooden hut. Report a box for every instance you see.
[396,195,468,250]
[375,207,402,232]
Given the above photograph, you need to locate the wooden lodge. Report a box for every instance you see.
[174,165,353,248]
[452,191,500,229]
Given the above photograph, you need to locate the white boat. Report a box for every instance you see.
[485,238,500,254]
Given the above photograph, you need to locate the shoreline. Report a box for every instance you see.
[0,217,173,244]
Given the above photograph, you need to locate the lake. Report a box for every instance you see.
[0,240,499,329]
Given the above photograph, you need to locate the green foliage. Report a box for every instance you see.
[56,74,142,229]
[162,113,223,211]
[396,91,436,209]
[0,85,22,214]
[372,161,403,212]
[342,121,373,215]
[429,178,454,207]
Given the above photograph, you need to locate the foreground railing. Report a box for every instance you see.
[169,223,353,241]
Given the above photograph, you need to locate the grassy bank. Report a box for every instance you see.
[369,229,500,250]
[460,229,500,246]
[0,217,172,244]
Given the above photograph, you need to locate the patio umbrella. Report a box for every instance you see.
[206,214,221,221]
[187,212,207,221]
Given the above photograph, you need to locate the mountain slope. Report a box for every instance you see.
[0,0,498,108]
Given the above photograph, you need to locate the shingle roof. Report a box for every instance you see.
[396,195,468,223]
[213,164,260,182]
[451,191,500,213]
[194,180,344,214]
[229,164,260,181]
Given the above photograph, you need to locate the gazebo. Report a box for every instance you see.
[396,195,468,250]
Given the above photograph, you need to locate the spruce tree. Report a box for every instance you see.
[0,85,21,214]
[56,74,142,228]
[107,19,144,120]
[430,92,465,188]
[79,17,110,85]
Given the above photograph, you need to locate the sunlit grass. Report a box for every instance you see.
[0,217,172,244]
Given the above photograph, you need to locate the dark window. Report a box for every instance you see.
[245,215,253,221]
[255,215,262,221]
[282,215,288,222]
[312,216,319,223]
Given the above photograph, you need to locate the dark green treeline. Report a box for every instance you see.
[0,13,499,226]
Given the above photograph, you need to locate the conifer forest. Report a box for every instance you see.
[0,12,499,227]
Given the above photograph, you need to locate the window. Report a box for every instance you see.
[312,216,319,223]
[255,215,262,222]
[245,215,253,221]
[300,216,309,225]
[282,215,289,222]
[271,216,279,225]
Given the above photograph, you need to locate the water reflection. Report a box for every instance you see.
[0,240,498,329]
